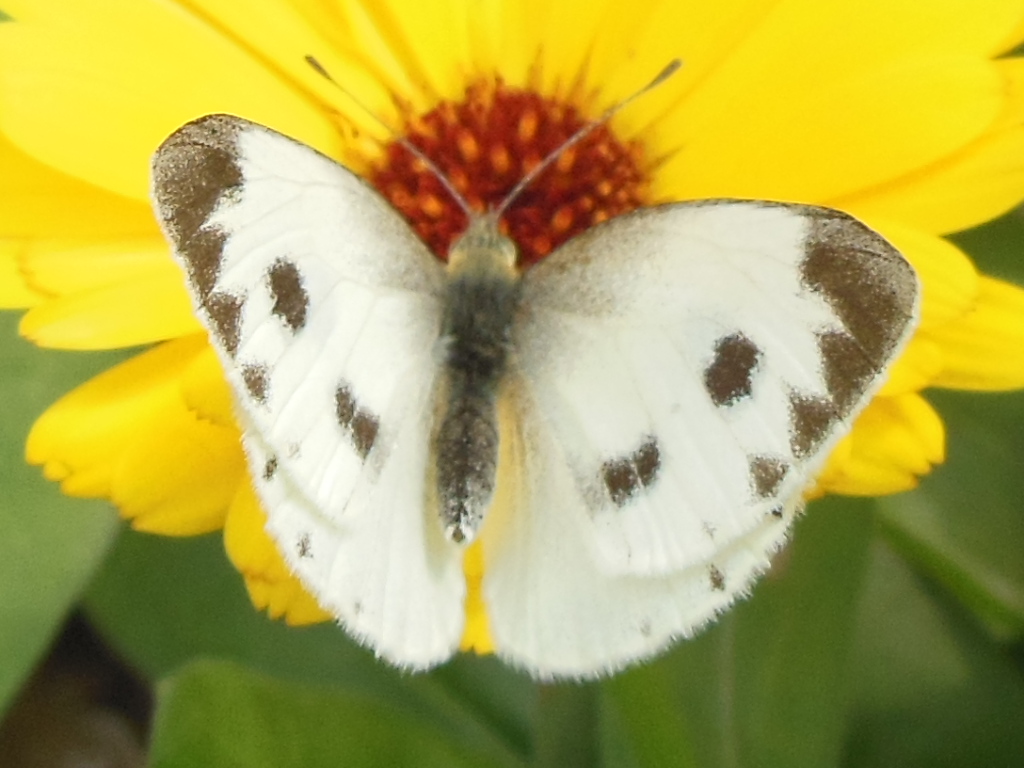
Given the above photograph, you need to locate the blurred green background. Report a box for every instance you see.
[2,209,1024,767]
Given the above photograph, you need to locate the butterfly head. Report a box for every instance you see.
[446,213,519,279]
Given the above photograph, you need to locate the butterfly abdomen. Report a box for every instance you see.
[435,219,521,543]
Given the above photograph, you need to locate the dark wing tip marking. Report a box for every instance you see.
[704,332,762,407]
[749,454,790,499]
[182,229,229,301]
[817,330,879,414]
[335,383,379,460]
[800,212,918,368]
[787,209,918,462]
[601,436,662,507]
[242,363,270,404]
[268,259,309,332]
[204,291,245,357]
[153,116,246,300]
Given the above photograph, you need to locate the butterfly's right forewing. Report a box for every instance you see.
[152,115,465,667]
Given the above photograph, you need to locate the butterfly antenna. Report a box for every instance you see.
[493,59,682,220]
[305,55,474,218]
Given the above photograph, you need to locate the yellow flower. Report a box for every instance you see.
[4,0,1024,652]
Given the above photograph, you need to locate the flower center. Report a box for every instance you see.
[370,81,650,267]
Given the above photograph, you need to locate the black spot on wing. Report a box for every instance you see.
[788,392,838,459]
[704,333,762,407]
[749,454,790,499]
[242,363,269,404]
[204,291,245,357]
[602,460,635,507]
[634,438,661,487]
[335,383,379,460]
[800,210,917,366]
[601,436,662,507]
[262,456,278,481]
[297,533,312,559]
[709,565,726,592]
[268,259,309,332]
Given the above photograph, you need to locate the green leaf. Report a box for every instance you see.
[902,207,1024,637]
[601,495,873,768]
[85,529,530,763]
[878,390,1024,639]
[149,659,519,768]
[533,683,600,768]
[0,313,122,712]
[844,540,1024,767]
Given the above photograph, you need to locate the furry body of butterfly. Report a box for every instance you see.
[435,217,521,543]
[151,114,920,679]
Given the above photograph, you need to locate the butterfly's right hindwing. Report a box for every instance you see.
[152,115,465,667]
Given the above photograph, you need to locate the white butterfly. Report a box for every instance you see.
[151,110,919,679]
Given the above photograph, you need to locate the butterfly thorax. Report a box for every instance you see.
[435,216,521,544]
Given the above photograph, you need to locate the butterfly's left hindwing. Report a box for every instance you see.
[152,115,465,667]
[484,200,919,677]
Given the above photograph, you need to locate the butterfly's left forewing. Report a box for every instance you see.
[152,115,465,667]
[484,200,919,677]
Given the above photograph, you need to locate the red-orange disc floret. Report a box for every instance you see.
[370,81,650,268]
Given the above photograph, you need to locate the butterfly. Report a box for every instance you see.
[151,105,919,679]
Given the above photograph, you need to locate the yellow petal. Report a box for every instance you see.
[926,276,1024,390]
[628,0,1024,144]
[835,59,1024,235]
[0,0,338,200]
[654,55,1002,205]
[996,4,1024,51]
[0,134,155,237]
[224,482,331,625]
[0,240,45,308]
[172,0,401,153]
[19,266,200,349]
[114,414,243,536]
[182,345,237,428]
[334,0,475,99]
[818,393,945,496]
[27,335,208,497]
[17,237,173,297]
[468,0,551,87]
[878,337,944,397]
